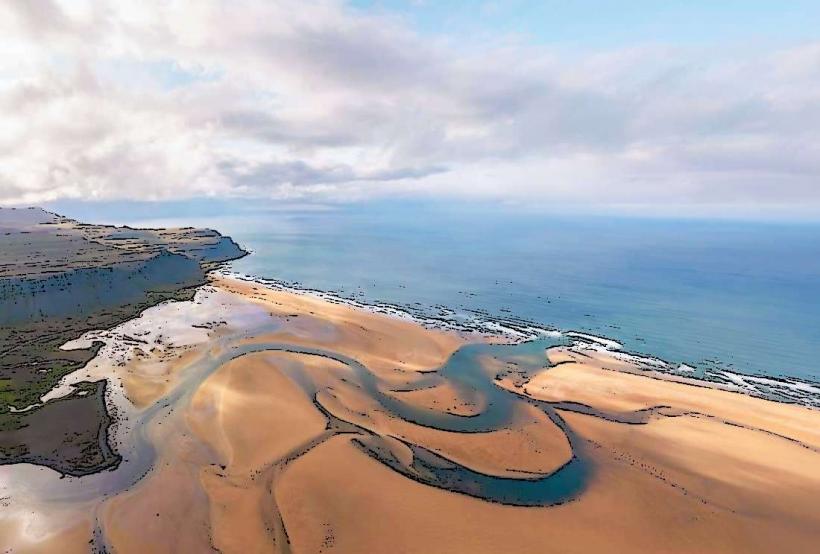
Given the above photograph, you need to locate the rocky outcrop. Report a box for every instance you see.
[0,207,246,476]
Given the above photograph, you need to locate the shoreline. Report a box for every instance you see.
[2,273,819,552]
[15,269,819,487]
[221,271,820,409]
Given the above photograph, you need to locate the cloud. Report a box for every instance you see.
[221,158,446,190]
[0,0,819,217]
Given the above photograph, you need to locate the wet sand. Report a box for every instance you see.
[2,275,819,553]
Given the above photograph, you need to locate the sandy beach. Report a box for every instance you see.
[2,275,819,553]
[4,2,820,552]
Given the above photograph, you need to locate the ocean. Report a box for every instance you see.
[53,200,820,391]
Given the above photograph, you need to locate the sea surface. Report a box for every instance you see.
[53,201,820,388]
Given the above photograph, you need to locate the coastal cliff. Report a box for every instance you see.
[0,207,245,476]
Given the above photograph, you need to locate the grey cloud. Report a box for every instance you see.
[4,0,72,36]
[219,109,358,147]
[260,26,437,91]
[221,159,447,189]
[1,0,819,214]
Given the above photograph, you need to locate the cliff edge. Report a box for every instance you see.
[0,207,246,476]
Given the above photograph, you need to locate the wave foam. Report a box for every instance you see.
[224,272,820,409]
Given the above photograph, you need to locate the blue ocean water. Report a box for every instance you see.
[53,201,820,383]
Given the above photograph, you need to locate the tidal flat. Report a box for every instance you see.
[2,274,819,553]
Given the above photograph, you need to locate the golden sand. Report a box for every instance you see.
[275,433,741,554]
[533,347,820,447]
[9,276,819,553]
[384,379,487,416]
[317,376,572,477]
[215,276,464,376]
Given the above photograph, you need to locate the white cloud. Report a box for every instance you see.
[0,0,819,216]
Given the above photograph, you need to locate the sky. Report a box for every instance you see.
[1,0,820,219]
